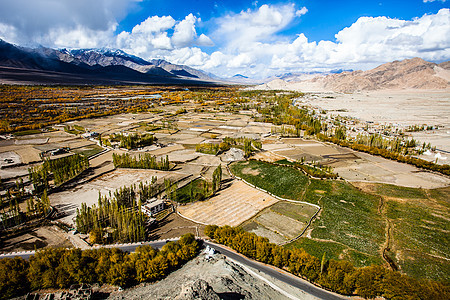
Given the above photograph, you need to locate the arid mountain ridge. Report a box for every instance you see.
[0,38,448,90]
[257,57,450,92]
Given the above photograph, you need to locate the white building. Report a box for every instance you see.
[81,132,99,139]
[141,198,165,217]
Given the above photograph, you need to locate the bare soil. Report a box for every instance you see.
[147,213,206,240]
[177,180,278,227]
[0,225,72,253]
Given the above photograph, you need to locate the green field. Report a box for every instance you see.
[287,238,349,261]
[72,144,104,157]
[176,178,210,203]
[270,201,318,223]
[385,191,450,281]
[374,183,428,199]
[352,183,450,281]
[13,129,41,136]
[230,160,309,201]
[241,201,319,244]
[231,160,386,267]
[310,181,385,255]
[300,178,333,205]
[305,180,385,267]
[231,159,449,280]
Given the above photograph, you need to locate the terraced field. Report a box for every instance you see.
[177,180,279,226]
[231,160,387,269]
[302,180,385,267]
[230,160,309,200]
[230,160,320,244]
[354,182,450,281]
[242,201,319,244]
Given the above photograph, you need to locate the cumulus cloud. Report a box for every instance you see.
[0,0,135,46]
[172,14,198,47]
[214,3,301,50]
[116,16,176,54]
[0,1,448,79]
[197,34,214,46]
[296,7,308,17]
[115,13,214,61]
[198,7,450,78]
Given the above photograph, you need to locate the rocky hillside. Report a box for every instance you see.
[320,57,450,92]
[106,252,317,300]
[252,58,450,93]
[0,39,218,85]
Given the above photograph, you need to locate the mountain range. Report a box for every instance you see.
[1,39,449,90]
[254,57,450,92]
[0,39,218,85]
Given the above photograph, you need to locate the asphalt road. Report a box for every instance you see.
[203,241,347,300]
[1,239,347,300]
[0,239,170,260]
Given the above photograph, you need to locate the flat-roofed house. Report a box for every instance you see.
[141,198,165,217]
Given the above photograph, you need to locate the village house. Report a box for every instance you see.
[141,198,165,217]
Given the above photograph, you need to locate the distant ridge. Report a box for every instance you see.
[0,39,219,85]
[253,57,450,92]
[321,57,450,92]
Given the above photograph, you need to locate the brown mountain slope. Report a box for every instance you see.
[320,57,449,93]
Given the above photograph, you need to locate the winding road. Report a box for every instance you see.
[0,239,347,300]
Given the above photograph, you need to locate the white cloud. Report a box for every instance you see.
[0,0,135,46]
[197,34,214,46]
[199,7,450,78]
[116,16,176,54]
[167,47,210,67]
[296,7,308,17]
[48,25,117,49]
[114,13,214,61]
[0,1,448,79]
[227,53,254,68]
[214,3,303,50]
[423,0,446,3]
[172,14,198,47]
[131,16,175,34]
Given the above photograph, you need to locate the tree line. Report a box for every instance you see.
[223,137,262,157]
[0,233,200,299]
[28,154,89,193]
[195,142,227,155]
[195,137,262,157]
[2,153,86,230]
[317,134,450,176]
[0,188,50,231]
[75,185,145,243]
[251,90,449,176]
[106,132,156,150]
[205,225,449,299]
[112,153,170,170]
[174,165,222,203]
[0,85,167,134]
[274,159,337,179]
[254,92,323,137]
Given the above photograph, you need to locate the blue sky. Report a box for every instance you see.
[118,0,448,43]
[0,0,449,78]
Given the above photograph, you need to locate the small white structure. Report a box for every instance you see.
[204,245,216,260]
[81,132,99,139]
[141,198,165,217]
